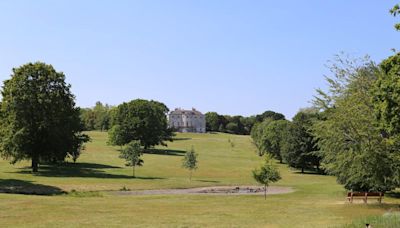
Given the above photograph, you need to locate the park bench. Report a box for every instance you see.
[346,192,384,203]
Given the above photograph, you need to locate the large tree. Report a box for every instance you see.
[0,62,89,172]
[205,112,220,132]
[313,55,400,191]
[251,119,290,162]
[281,111,321,173]
[255,110,285,122]
[109,99,174,149]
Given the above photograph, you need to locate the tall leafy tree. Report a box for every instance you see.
[255,111,285,122]
[251,119,290,162]
[281,111,321,173]
[109,99,174,149]
[313,55,400,191]
[205,112,220,132]
[0,62,89,172]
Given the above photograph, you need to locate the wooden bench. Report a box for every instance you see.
[347,192,384,203]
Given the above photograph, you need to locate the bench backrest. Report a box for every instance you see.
[347,192,384,197]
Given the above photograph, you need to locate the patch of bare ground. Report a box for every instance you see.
[110,186,294,196]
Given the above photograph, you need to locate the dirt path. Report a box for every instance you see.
[111,186,294,196]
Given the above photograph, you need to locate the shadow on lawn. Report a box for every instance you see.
[173,137,192,141]
[145,149,186,156]
[387,191,400,199]
[0,179,65,195]
[293,170,326,176]
[13,162,164,180]
[197,179,220,183]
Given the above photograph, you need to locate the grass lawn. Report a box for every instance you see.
[0,131,399,227]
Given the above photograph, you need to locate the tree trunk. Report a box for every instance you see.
[264,184,267,200]
[189,170,192,182]
[32,154,39,173]
[132,166,135,178]
[301,167,304,173]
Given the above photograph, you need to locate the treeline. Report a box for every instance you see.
[252,52,400,192]
[80,102,113,131]
[81,102,287,136]
[205,110,285,135]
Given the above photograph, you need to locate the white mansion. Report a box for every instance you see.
[168,108,206,133]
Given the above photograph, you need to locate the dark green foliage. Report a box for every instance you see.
[107,125,126,147]
[313,55,400,191]
[373,53,400,136]
[250,119,290,162]
[205,111,283,135]
[109,99,174,149]
[252,155,281,199]
[119,141,143,177]
[255,111,285,122]
[182,146,198,181]
[205,112,220,131]
[0,62,89,172]
[225,122,239,134]
[281,111,321,173]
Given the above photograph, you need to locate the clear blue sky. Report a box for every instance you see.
[0,1,398,119]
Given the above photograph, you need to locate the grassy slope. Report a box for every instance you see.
[0,131,399,227]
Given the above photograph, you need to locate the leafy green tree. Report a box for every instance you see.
[313,55,400,191]
[373,53,400,136]
[255,111,285,122]
[225,122,239,134]
[93,101,111,131]
[241,116,256,134]
[252,155,281,199]
[119,141,143,177]
[251,119,290,162]
[80,102,111,131]
[109,99,174,149]
[0,62,89,172]
[182,147,198,181]
[107,125,126,149]
[205,112,220,131]
[281,111,321,173]
[390,4,400,31]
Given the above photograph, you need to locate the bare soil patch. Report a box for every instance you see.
[111,186,294,196]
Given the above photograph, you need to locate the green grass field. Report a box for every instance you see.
[0,131,399,227]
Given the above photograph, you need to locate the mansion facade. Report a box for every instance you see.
[168,108,206,133]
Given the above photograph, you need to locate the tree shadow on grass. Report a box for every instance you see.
[0,179,65,195]
[12,162,164,180]
[387,191,400,199]
[173,137,192,141]
[145,149,186,156]
[292,170,326,176]
[197,179,220,183]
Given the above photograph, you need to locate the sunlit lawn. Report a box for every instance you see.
[0,131,399,227]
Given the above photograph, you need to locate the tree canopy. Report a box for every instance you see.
[108,99,174,149]
[0,62,89,172]
[313,55,400,191]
